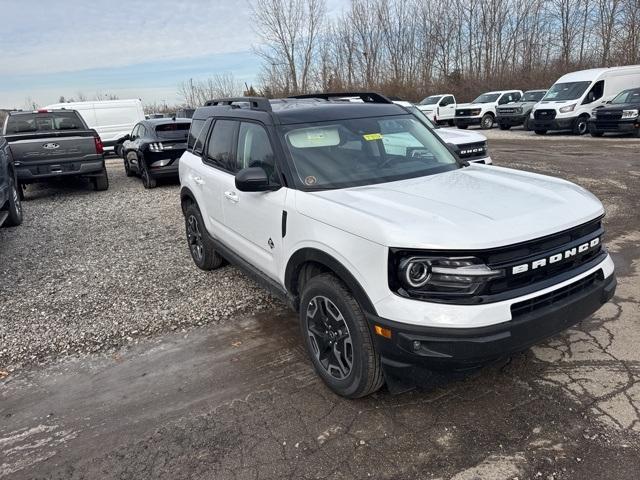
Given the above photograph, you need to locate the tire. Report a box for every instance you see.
[3,172,23,227]
[123,157,135,177]
[299,273,384,398]
[499,123,511,130]
[448,120,455,127]
[93,166,109,191]
[572,116,589,135]
[480,113,494,129]
[534,129,547,135]
[184,202,223,271]
[523,117,532,131]
[140,161,157,189]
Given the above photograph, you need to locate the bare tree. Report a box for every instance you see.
[178,73,242,106]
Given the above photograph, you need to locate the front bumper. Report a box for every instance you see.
[454,117,482,127]
[497,114,527,126]
[532,117,574,131]
[367,258,616,388]
[16,158,105,182]
[589,118,639,133]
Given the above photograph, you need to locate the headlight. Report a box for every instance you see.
[592,109,599,116]
[515,107,523,114]
[559,104,576,113]
[390,253,504,301]
[622,109,639,119]
[471,109,481,116]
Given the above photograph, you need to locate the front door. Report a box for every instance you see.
[439,96,456,120]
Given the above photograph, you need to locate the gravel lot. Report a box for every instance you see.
[0,158,280,372]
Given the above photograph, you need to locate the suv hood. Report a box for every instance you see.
[435,127,486,145]
[498,101,537,109]
[296,165,603,250]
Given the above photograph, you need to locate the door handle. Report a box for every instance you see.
[193,175,205,185]
[224,191,239,203]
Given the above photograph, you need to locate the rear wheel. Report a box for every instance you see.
[480,113,494,129]
[299,273,383,398]
[3,173,23,227]
[184,203,223,270]
[140,161,157,189]
[572,116,589,135]
[93,166,109,191]
[535,129,547,135]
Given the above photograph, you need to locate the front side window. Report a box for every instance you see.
[205,120,237,171]
[583,80,604,104]
[237,122,277,181]
[281,114,458,190]
[472,93,500,104]
[611,88,640,104]
[543,81,591,101]
[442,96,455,106]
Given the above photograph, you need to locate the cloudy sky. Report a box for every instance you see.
[0,0,347,109]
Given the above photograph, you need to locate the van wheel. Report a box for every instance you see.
[480,113,494,129]
[93,166,109,191]
[3,173,23,227]
[299,273,383,398]
[535,129,547,135]
[573,116,589,135]
[184,203,223,270]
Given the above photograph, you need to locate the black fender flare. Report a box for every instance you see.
[180,186,197,214]
[285,248,377,315]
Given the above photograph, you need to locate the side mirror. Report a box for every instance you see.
[235,167,278,192]
[122,134,131,141]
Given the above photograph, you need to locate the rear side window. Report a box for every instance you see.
[5,111,86,134]
[205,120,238,171]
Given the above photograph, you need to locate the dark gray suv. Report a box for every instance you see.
[0,136,23,228]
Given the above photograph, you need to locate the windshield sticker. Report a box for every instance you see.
[363,133,383,141]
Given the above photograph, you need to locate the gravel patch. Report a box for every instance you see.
[0,158,281,372]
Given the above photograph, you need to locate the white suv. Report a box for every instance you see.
[455,90,523,129]
[179,93,616,398]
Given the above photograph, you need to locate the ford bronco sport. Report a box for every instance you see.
[179,93,616,398]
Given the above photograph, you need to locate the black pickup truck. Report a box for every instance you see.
[2,109,109,194]
[0,136,23,227]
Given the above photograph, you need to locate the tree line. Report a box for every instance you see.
[246,0,640,102]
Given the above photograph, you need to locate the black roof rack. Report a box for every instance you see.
[289,92,393,104]
[204,97,272,112]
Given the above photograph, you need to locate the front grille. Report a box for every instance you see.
[596,110,623,120]
[457,142,487,159]
[456,109,473,116]
[498,108,516,114]
[534,109,556,120]
[510,271,602,317]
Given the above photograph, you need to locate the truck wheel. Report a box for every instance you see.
[572,116,589,135]
[499,123,511,130]
[93,166,109,191]
[3,173,23,227]
[523,117,532,131]
[140,162,157,189]
[534,129,547,135]
[184,203,223,270]
[299,273,384,398]
[480,113,494,129]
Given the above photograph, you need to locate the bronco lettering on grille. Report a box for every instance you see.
[511,237,600,275]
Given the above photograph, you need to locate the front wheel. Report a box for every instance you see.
[184,203,224,270]
[572,116,589,135]
[300,273,383,398]
[3,173,23,227]
[123,157,135,177]
[480,114,494,129]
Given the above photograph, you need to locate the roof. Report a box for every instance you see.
[556,65,640,83]
[193,99,407,125]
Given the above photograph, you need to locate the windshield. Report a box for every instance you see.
[5,111,85,134]
[155,122,190,139]
[471,93,500,104]
[611,88,640,105]
[523,91,546,102]
[419,95,442,105]
[543,81,591,101]
[281,115,458,189]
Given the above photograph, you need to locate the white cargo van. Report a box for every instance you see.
[531,65,640,135]
[44,99,145,152]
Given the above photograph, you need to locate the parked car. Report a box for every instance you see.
[454,90,523,129]
[44,99,145,155]
[2,109,108,194]
[416,94,456,125]
[393,100,492,164]
[121,118,191,188]
[179,93,616,398]
[589,87,640,137]
[0,137,23,227]
[531,65,640,135]
[496,90,547,130]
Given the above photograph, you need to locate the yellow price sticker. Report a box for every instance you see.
[363,133,383,141]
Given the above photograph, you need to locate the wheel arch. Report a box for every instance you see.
[285,248,377,315]
[180,186,197,214]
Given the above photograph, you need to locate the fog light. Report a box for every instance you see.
[412,340,421,351]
